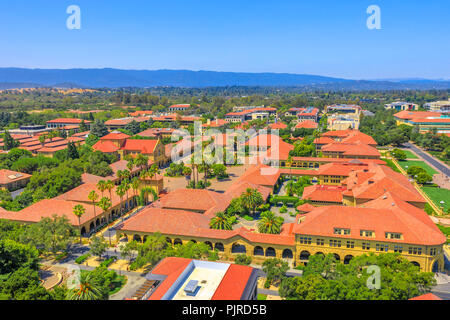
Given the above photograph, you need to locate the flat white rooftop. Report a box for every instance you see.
[163,260,230,300]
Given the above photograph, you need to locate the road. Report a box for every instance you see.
[404,143,450,177]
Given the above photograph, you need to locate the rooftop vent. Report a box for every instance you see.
[382,195,387,199]
[184,280,200,296]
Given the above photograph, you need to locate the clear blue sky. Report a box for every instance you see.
[0,0,449,79]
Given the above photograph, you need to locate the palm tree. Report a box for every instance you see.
[98,197,112,222]
[73,204,86,243]
[135,154,149,171]
[116,184,126,216]
[209,212,232,230]
[88,190,99,221]
[105,180,114,204]
[66,272,103,300]
[241,188,264,216]
[126,159,134,173]
[258,211,283,234]
[131,177,140,205]
[123,181,131,212]
[96,180,107,198]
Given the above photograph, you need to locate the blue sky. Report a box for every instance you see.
[0,0,449,79]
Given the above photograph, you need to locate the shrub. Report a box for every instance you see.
[100,256,117,268]
[280,205,288,213]
[75,253,91,264]
[235,254,252,266]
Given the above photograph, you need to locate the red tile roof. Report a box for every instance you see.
[100,132,130,140]
[92,140,120,153]
[342,164,425,204]
[159,189,227,213]
[409,293,442,300]
[121,139,158,154]
[211,264,254,300]
[47,118,91,124]
[0,169,31,185]
[321,142,381,157]
[0,199,100,226]
[295,120,318,129]
[294,192,446,246]
[269,122,288,130]
[302,185,345,203]
[296,203,316,213]
[237,164,281,187]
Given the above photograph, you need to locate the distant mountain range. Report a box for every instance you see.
[0,68,449,90]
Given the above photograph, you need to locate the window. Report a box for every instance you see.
[408,247,422,255]
[316,238,324,246]
[330,240,341,247]
[334,228,351,235]
[346,241,355,248]
[430,248,437,256]
[376,244,389,252]
[385,232,402,240]
[394,245,403,253]
[299,237,312,245]
[362,242,371,250]
[360,230,374,237]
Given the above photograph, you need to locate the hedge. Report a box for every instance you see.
[75,253,91,264]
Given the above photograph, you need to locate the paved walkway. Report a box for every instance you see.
[404,143,450,177]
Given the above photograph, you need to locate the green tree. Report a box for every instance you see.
[73,204,86,243]
[66,272,103,300]
[240,188,264,216]
[258,211,283,234]
[90,236,108,259]
[262,258,289,287]
[209,211,232,230]
[27,215,76,254]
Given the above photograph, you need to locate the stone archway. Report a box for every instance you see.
[253,246,264,256]
[89,222,95,233]
[344,255,353,264]
[96,219,100,227]
[265,247,276,257]
[282,249,293,259]
[166,237,172,245]
[432,260,439,273]
[133,235,142,242]
[411,261,420,269]
[80,227,87,236]
[299,250,310,261]
[333,253,340,262]
[231,243,247,254]
[204,241,213,250]
[174,238,183,246]
[214,243,224,252]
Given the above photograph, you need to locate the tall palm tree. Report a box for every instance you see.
[126,159,135,173]
[241,188,264,216]
[131,177,140,205]
[115,184,126,215]
[123,181,131,212]
[98,197,112,222]
[73,204,86,243]
[96,180,107,198]
[258,211,283,234]
[105,180,115,204]
[88,190,99,221]
[66,272,103,300]
[209,212,232,230]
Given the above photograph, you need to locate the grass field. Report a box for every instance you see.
[401,149,419,159]
[422,186,450,212]
[381,158,401,173]
[257,294,267,300]
[397,160,438,176]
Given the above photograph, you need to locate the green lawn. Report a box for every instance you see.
[422,186,450,212]
[428,150,450,166]
[401,149,419,159]
[257,294,267,300]
[397,160,438,176]
[381,158,401,173]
